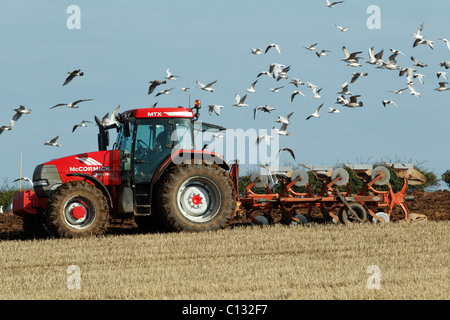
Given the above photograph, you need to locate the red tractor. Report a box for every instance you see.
[13,100,238,238]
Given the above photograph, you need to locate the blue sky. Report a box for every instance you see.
[0,0,449,189]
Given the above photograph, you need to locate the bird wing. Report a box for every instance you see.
[63,74,75,86]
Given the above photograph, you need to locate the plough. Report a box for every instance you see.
[231,162,426,226]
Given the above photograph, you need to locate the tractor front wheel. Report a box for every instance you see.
[154,162,236,232]
[44,181,109,238]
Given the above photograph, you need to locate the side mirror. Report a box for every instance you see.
[124,121,131,137]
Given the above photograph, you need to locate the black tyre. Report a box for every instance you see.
[44,181,109,238]
[154,162,236,232]
[338,203,367,224]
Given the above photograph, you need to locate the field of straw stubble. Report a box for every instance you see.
[0,220,448,300]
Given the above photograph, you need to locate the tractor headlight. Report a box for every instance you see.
[33,179,49,187]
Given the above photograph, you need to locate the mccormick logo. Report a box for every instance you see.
[69,157,111,172]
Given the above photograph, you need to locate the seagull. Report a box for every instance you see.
[256,134,274,146]
[307,81,318,89]
[250,48,262,55]
[312,87,322,99]
[264,43,281,54]
[0,120,16,135]
[333,24,348,32]
[382,100,397,107]
[412,23,425,41]
[246,80,258,93]
[291,90,306,103]
[276,112,294,125]
[316,49,331,58]
[343,95,363,108]
[196,80,217,92]
[367,47,384,65]
[63,69,84,86]
[12,105,31,121]
[411,56,427,68]
[434,82,450,92]
[179,87,192,92]
[440,61,450,69]
[335,95,349,105]
[408,84,421,97]
[233,93,248,107]
[389,87,408,94]
[413,38,434,49]
[341,46,362,63]
[155,88,174,97]
[269,63,285,78]
[50,99,93,109]
[269,86,284,93]
[257,71,273,78]
[390,48,405,56]
[100,105,120,127]
[13,177,33,185]
[148,80,166,95]
[208,104,224,116]
[325,0,344,8]
[328,107,340,113]
[439,38,450,51]
[306,103,323,120]
[337,81,352,95]
[304,43,318,52]
[350,72,368,83]
[72,120,92,132]
[273,123,290,136]
[277,147,296,160]
[165,69,179,80]
[399,67,416,84]
[44,136,61,147]
[289,78,305,87]
[437,71,448,80]
[413,73,425,84]
[253,105,276,120]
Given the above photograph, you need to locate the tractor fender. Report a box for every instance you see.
[66,173,113,209]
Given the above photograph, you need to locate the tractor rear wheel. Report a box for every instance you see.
[154,162,236,232]
[44,181,109,238]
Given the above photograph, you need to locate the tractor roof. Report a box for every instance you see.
[122,107,194,119]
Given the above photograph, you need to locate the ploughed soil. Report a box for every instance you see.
[1,190,449,240]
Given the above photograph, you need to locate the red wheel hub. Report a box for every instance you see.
[72,206,86,219]
[191,195,202,205]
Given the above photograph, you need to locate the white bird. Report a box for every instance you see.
[343,95,363,108]
[367,47,384,65]
[289,78,305,87]
[250,48,262,55]
[413,38,434,49]
[307,81,318,89]
[233,93,248,107]
[304,43,318,52]
[390,48,405,56]
[434,82,450,92]
[399,67,416,84]
[328,107,340,114]
[306,103,323,120]
[382,100,397,107]
[325,0,344,8]
[63,69,84,86]
[341,46,363,63]
[148,80,167,95]
[155,88,174,97]
[389,87,408,94]
[413,73,425,84]
[196,80,217,92]
[333,24,348,32]
[208,104,224,116]
[291,90,306,103]
[72,120,92,132]
[100,105,121,127]
[411,56,427,68]
[256,134,274,146]
[268,86,284,93]
[269,63,285,78]
[0,121,15,135]
[13,177,33,185]
[254,105,276,120]
[276,112,294,125]
[44,136,61,147]
[256,71,273,78]
[412,23,425,41]
[316,49,331,58]
[408,84,421,97]
[312,87,322,99]
[350,72,368,83]
[246,80,258,93]
[273,123,290,136]
[439,38,450,51]
[179,87,192,92]
[264,43,281,54]
[335,95,349,105]
[277,147,296,160]
[337,81,353,95]
[437,72,448,80]
[440,61,450,69]
[50,99,93,109]
[165,69,179,80]
[13,105,31,117]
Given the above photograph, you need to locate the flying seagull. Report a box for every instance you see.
[268,86,284,93]
[328,107,340,114]
[306,103,323,120]
[246,80,258,93]
[389,87,408,94]
[434,82,450,92]
[44,136,61,147]
[155,88,174,97]
[233,93,248,107]
[341,46,363,63]
[437,71,448,80]
[197,80,217,92]
[208,104,224,116]
[440,61,450,69]
[99,105,121,128]
[337,81,353,95]
[439,38,450,51]
[277,147,296,160]
[253,105,276,120]
[289,78,305,87]
[276,111,294,125]
[165,69,179,80]
[343,95,363,108]
[50,99,93,109]
[148,80,166,95]
[382,100,397,107]
[325,0,344,8]
[408,84,421,97]
[63,69,84,86]
[333,24,348,32]
[312,87,322,99]
[273,123,290,136]
[411,56,427,68]
[291,90,306,103]
[13,177,33,185]
[367,47,384,65]
[0,120,16,135]
[264,43,281,54]
[316,49,331,58]
[12,105,31,121]
[72,120,92,132]
[256,134,274,146]
[350,72,368,83]
[304,43,318,52]
[250,48,262,55]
